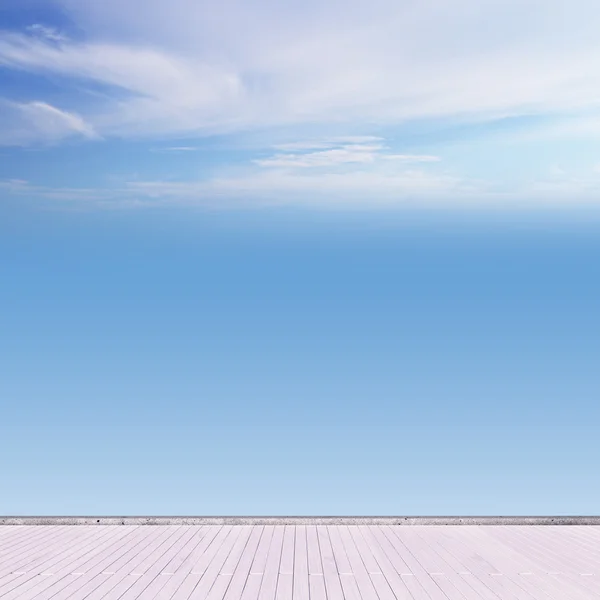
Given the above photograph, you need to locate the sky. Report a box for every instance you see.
[1,0,600,207]
[1,0,600,515]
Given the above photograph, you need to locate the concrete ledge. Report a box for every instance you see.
[2,516,600,526]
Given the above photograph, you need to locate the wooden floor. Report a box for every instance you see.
[1,525,599,599]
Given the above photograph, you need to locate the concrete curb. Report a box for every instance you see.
[2,516,600,526]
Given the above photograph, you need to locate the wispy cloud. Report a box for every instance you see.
[0,100,98,145]
[255,145,381,169]
[254,141,440,169]
[1,0,600,141]
[164,146,200,152]
[25,24,67,43]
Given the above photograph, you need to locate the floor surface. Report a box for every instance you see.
[1,525,599,599]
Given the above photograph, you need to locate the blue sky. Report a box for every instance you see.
[1,210,600,514]
[1,0,600,515]
[2,0,600,207]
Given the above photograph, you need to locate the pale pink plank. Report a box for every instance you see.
[489,526,600,597]
[0,527,122,598]
[396,527,481,600]
[205,574,234,600]
[3,526,136,600]
[316,526,345,600]
[0,526,81,577]
[275,573,293,600]
[339,526,382,600]
[451,527,562,600]
[339,573,363,600]
[151,526,226,600]
[279,526,295,575]
[251,526,274,575]
[293,526,310,600]
[327,526,352,575]
[114,527,200,600]
[355,526,413,600]
[186,527,245,600]
[380,526,450,600]
[162,527,213,575]
[221,526,254,576]
[241,574,264,600]
[307,526,323,576]
[257,526,284,600]
[223,526,265,600]
[0,527,106,591]
[67,526,182,600]
[169,526,236,600]
[310,574,327,600]
[45,525,173,600]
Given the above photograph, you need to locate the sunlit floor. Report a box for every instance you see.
[1,525,599,599]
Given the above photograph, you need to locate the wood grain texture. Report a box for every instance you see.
[0,525,598,599]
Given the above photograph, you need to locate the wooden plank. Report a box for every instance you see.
[1,528,136,600]
[488,526,600,598]
[316,526,344,600]
[339,574,363,600]
[397,527,483,600]
[0,526,79,578]
[2,526,136,600]
[251,526,274,575]
[221,527,254,576]
[451,527,566,600]
[169,526,236,600]
[380,526,450,600]
[309,574,327,600]
[0,524,598,600]
[307,526,323,576]
[279,526,295,575]
[339,526,382,600]
[223,526,265,600]
[293,526,310,600]
[411,526,516,600]
[122,528,207,600]
[354,526,413,600]
[275,573,293,600]
[327,526,352,575]
[0,527,112,593]
[206,574,234,600]
[151,526,226,600]
[67,526,182,600]
[186,527,246,600]
[241,574,264,600]
[114,527,200,600]
[45,525,173,600]
[257,526,284,600]
[162,527,212,575]
[0,526,54,552]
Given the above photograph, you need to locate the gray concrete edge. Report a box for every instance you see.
[2,516,600,526]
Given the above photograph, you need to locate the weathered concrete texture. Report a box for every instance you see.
[1,516,600,525]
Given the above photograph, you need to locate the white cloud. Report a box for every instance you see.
[26,24,67,43]
[254,141,440,169]
[0,100,98,145]
[124,169,473,208]
[384,155,442,163]
[1,0,600,140]
[273,137,384,151]
[255,145,381,168]
[19,102,98,139]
